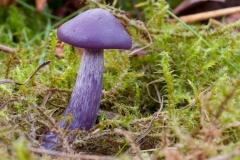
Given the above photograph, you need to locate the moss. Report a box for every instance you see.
[0,0,240,159]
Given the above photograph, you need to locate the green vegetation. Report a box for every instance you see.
[0,0,240,159]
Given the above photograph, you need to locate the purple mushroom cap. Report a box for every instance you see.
[57,8,132,49]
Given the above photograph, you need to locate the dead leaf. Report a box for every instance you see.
[35,0,47,12]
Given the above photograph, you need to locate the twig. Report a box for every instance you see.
[0,98,20,111]
[128,23,152,57]
[125,111,160,154]
[133,115,155,145]
[45,88,72,93]
[34,105,55,127]
[180,86,212,110]
[126,98,163,154]
[28,147,114,160]
[153,83,164,112]
[115,129,143,160]
[47,100,66,109]
[146,78,165,111]
[23,60,52,84]
[0,60,51,85]
[73,130,113,145]
[40,92,51,108]
[0,44,15,53]
[146,78,164,103]
[169,6,240,23]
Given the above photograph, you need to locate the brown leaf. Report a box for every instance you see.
[35,0,47,12]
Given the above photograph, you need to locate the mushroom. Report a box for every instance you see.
[42,8,132,148]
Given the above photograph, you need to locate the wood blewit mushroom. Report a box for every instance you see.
[42,8,132,149]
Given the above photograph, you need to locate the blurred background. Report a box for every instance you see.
[1,0,240,47]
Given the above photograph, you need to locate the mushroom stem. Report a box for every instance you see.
[42,49,104,149]
[64,49,104,130]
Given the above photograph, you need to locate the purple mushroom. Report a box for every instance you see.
[42,8,132,149]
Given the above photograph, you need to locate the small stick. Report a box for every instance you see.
[169,6,240,23]
[28,147,114,160]
[0,98,19,111]
[0,60,51,85]
[40,92,51,108]
[126,101,163,154]
[0,44,15,53]
[45,88,72,93]
[115,129,143,160]
[180,86,212,110]
[47,100,66,109]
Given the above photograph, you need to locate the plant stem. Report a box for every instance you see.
[42,49,104,149]
[63,49,104,130]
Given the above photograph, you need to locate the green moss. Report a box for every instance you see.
[0,0,240,159]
